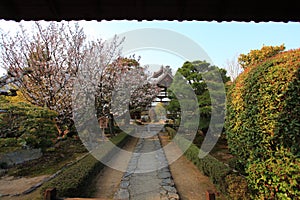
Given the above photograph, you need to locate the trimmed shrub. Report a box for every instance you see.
[173,135,231,194]
[226,48,300,198]
[247,147,300,199]
[0,137,19,147]
[227,157,245,174]
[225,173,250,200]
[40,132,130,198]
[165,127,249,199]
[165,126,176,139]
[0,100,57,150]
[41,153,101,197]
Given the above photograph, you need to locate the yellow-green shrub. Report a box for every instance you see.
[225,173,250,200]
[226,48,300,198]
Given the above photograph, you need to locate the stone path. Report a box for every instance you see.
[114,133,179,200]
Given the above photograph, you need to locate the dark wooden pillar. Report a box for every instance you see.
[206,190,215,200]
[44,188,57,200]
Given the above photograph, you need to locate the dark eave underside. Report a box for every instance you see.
[0,0,299,22]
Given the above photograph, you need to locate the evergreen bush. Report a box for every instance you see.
[0,99,58,150]
[226,48,300,199]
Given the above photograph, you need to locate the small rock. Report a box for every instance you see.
[122,176,130,181]
[158,171,171,179]
[160,189,167,195]
[163,185,177,193]
[161,178,174,185]
[114,188,129,200]
[160,181,169,186]
[127,164,137,171]
[168,192,180,199]
[120,181,130,189]
[159,167,169,172]
[123,171,133,178]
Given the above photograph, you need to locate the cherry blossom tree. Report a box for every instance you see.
[74,47,160,135]
[108,57,160,124]
[0,21,85,135]
[1,21,159,138]
[72,35,125,136]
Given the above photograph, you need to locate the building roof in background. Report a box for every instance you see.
[152,66,173,88]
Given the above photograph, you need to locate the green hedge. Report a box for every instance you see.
[226,48,300,199]
[40,132,130,198]
[165,126,176,139]
[166,127,250,199]
[0,99,57,150]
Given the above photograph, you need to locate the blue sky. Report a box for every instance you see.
[1,20,300,75]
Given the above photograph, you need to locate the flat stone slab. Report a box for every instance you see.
[120,181,130,189]
[114,130,180,200]
[158,171,171,179]
[114,188,129,200]
[162,185,177,193]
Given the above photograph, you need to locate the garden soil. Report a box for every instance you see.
[0,132,226,200]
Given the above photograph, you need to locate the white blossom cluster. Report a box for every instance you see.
[0,22,159,134]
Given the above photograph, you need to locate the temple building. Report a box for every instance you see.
[150,65,174,107]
